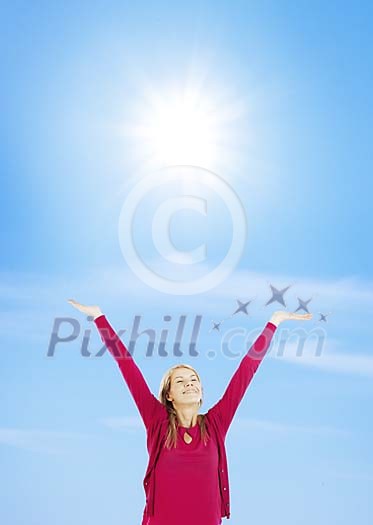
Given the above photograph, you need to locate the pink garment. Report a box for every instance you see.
[93,315,277,524]
[149,422,221,525]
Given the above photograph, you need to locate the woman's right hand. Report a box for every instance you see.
[68,299,103,320]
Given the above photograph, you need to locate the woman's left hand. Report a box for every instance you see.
[270,311,312,327]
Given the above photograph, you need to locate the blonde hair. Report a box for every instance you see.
[158,363,209,449]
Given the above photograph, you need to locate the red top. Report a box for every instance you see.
[94,315,277,525]
[150,422,221,525]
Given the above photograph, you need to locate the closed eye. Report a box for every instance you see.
[174,375,199,384]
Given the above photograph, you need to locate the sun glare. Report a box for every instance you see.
[129,91,225,167]
[121,78,250,174]
[149,98,217,166]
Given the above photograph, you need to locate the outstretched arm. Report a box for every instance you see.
[68,300,164,429]
[208,311,312,436]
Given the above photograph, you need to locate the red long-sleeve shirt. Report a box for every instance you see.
[94,315,277,524]
[150,419,221,525]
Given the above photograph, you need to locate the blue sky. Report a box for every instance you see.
[1,1,372,524]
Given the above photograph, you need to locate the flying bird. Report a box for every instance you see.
[294,297,312,313]
[233,299,252,315]
[209,321,223,333]
[265,284,291,307]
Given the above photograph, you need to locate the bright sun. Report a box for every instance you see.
[130,90,224,167]
[148,97,217,166]
[122,79,249,171]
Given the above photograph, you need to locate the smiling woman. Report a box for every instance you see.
[67,299,311,525]
[159,365,207,447]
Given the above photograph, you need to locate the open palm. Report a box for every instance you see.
[271,311,312,326]
[68,299,102,320]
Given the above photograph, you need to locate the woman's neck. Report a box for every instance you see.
[174,406,199,428]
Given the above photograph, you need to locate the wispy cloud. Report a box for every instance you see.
[98,416,143,430]
[3,265,372,305]
[268,337,373,378]
[232,417,350,437]
[1,267,372,370]
[214,271,373,307]
[0,427,95,455]
[1,266,372,314]
[81,266,373,313]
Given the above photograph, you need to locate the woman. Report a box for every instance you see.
[68,299,311,525]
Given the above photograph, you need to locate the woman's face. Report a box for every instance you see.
[167,367,202,406]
